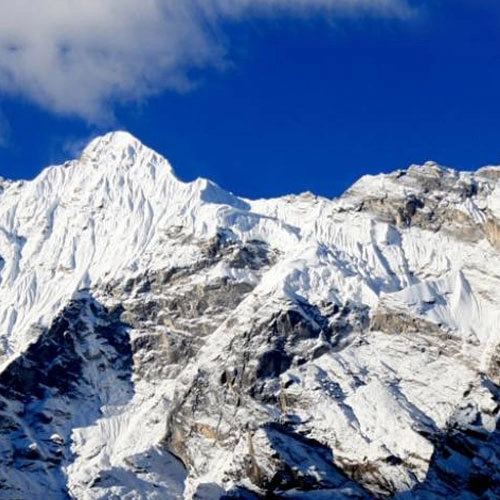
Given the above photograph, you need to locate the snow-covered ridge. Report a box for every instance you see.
[1,132,500,499]
[0,132,256,362]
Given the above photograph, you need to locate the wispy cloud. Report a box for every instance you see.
[60,134,96,160]
[0,0,414,122]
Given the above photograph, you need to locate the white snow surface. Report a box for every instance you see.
[1,132,500,498]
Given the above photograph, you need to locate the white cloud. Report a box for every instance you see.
[0,0,413,122]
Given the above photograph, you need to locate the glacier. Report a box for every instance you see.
[0,131,499,499]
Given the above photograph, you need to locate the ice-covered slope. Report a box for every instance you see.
[0,132,499,499]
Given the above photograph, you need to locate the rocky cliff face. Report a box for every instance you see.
[0,132,499,499]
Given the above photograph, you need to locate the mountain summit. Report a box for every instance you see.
[0,133,499,499]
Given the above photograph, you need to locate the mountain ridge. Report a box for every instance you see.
[0,132,499,499]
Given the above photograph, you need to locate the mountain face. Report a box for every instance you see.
[0,132,499,500]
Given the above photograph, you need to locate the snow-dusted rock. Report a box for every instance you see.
[0,132,499,499]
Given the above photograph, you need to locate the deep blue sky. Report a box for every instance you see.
[1,1,500,199]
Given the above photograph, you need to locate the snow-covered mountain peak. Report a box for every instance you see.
[79,130,175,177]
[83,130,138,152]
[345,160,462,199]
[82,130,146,160]
[408,159,449,175]
[0,133,242,363]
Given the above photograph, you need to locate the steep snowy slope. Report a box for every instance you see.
[0,132,499,499]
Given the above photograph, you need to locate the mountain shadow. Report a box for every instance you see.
[0,292,134,499]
